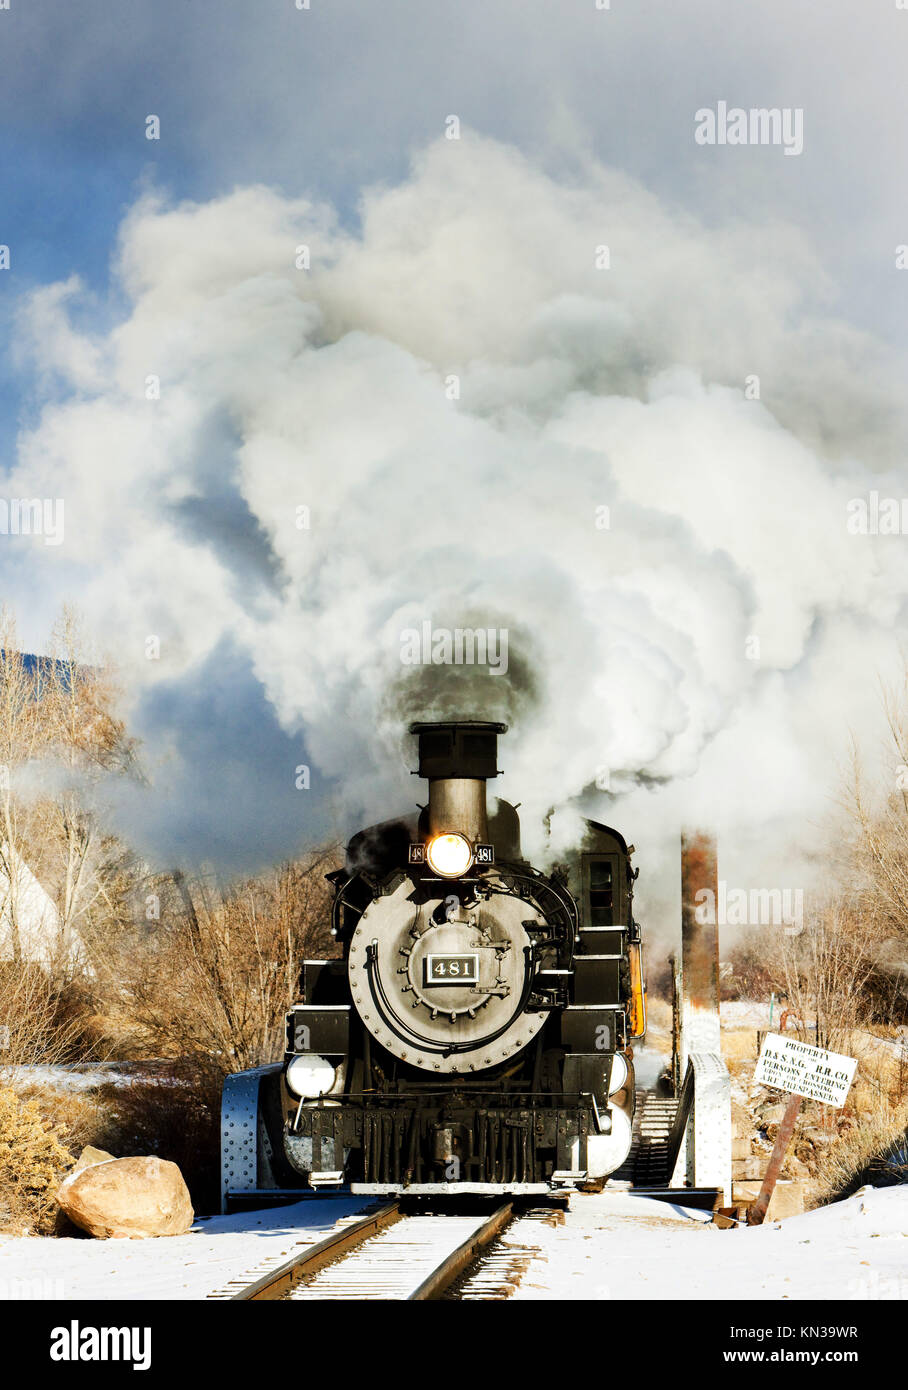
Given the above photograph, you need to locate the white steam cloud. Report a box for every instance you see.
[7,135,908,909]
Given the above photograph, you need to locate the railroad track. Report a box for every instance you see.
[223,1200,515,1301]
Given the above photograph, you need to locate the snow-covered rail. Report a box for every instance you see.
[285,1204,513,1300]
[215,1201,515,1301]
[216,1200,513,1301]
[213,1201,402,1300]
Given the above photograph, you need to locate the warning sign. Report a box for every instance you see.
[754,1033,857,1108]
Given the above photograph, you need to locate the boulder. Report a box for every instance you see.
[56,1156,193,1239]
[54,1148,121,1236]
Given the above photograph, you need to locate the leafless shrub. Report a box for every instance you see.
[0,605,141,984]
[90,1058,225,1213]
[0,963,87,1078]
[725,898,882,1053]
[0,611,53,967]
[725,926,778,1000]
[121,851,340,1070]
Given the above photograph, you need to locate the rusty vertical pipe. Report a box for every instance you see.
[680,828,721,1065]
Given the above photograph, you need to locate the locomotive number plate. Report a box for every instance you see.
[424,953,479,986]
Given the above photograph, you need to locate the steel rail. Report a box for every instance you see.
[227,1200,513,1302]
[229,1200,402,1301]
[284,1202,515,1300]
[407,1202,513,1300]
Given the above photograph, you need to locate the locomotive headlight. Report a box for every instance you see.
[426,832,473,877]
[285,1054,336,1099]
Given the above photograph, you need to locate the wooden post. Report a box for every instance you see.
[747,1092,802,1225]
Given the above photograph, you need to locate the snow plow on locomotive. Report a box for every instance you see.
[221,720,647,1201]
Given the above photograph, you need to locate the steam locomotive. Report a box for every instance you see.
[221,721,646,1202]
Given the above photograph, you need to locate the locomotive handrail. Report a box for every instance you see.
[487,864,578,963]
[663,1060,696,1179]
[330,871,370,940]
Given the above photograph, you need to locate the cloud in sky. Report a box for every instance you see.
[5,133,907,895]
[2,1,908,335]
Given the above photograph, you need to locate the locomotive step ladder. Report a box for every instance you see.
[615,1091,680,1187]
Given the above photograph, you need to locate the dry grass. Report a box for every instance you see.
[810,1084,908,1204]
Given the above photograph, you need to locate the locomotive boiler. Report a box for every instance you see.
[221,720,647,1201]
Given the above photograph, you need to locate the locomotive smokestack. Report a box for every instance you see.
[409,720,506,844]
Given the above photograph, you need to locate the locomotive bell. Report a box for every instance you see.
[410,720,505,846]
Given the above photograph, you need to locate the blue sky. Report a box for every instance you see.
[2,1,906,318]
[2,0,903,496]
[1,1,904,430]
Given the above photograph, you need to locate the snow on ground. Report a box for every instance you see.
[0,1186,904,1302]
[2,1064,141,1094]
[0,1196,368,1300]
[507,1186,908,1301]
[721,1001,774,1028]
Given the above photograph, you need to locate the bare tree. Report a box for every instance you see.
[775,899,883,1052]
[0,963,85,1079]
[838,664,908,1022]
[0,610,52,965]
[124,850,340,1070]
[39,606,138,972]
